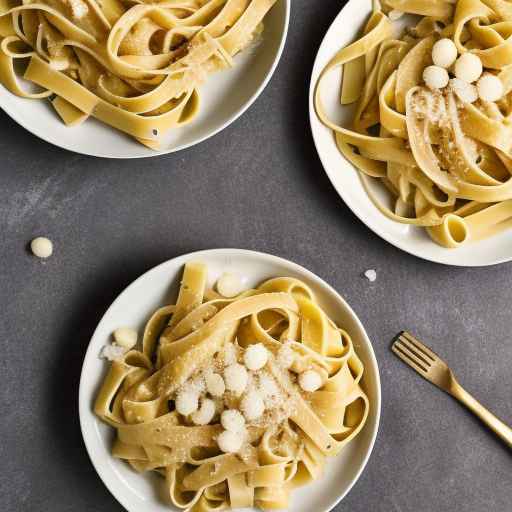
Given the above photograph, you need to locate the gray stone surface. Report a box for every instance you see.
[1,1,511,511]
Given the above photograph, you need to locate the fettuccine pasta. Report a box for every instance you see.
[95,262,369,511]
[0,0,276,148]
[314,0,512,248]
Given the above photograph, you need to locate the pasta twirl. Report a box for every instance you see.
[94,262,369,511]
[0,0,276,148]
[314,0,512,248]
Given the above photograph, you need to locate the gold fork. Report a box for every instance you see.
[392,331,512,448]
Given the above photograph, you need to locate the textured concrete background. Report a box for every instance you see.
[1,1,511,511]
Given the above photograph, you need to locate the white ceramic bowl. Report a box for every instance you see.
[309,0,512,266]
[0,1,289,158]
[79,248,381,512]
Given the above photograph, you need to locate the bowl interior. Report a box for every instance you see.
[309,0,512,266]
[0,0,289,158]
[79,249,381,512]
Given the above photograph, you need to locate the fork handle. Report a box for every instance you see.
[450,381,512,449]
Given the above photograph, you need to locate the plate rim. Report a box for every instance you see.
[0,0,290,159]
[78,248,382,512]
[308,0,512,267]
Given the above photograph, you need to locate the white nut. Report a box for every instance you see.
[477,73,504,102]
[205,372,225,397]
[450,78,478,104]
[240,391,265,421]
[217,429,244,453]
[432,38,458,69]
[243,343,268,371]
[423,65,449,90]
[113,327,138,349]
[299,370,323,392]
[191,397,216,425]
[220,409,246,433]
[30,237,53,258]
[175,390,199,416]
[216,273,245,298]
[454,53,483,83]
[224,363,248,395]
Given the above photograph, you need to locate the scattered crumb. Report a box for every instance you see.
[364,269,377,282]
[30,237,53,258]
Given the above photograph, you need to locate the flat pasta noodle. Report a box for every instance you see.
[0,0,277,148]
[314,0,512,248]
[94,262,369,511]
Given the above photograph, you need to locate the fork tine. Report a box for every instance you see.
[401,331,438,361]
[393,339,430,372]
[391,342,429,374]
[397,333,434,368]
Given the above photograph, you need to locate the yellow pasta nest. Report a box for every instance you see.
[314,0,512,248]
[94,262,369,511]
[0,0,276,148]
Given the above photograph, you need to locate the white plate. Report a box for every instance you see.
[79,248,381,512]
[0,1,289,159]
[309,0,512,266]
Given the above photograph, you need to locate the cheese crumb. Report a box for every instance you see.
[68,0,89,19]
[224,363,248,395]
[240,390,265,421]
[364,269,377,282]
[205,372,225,397]
[258,372,280,407]
[175,390,199,416]
[220,409,246,432]
[223,343,238,365]
[187,375,206,394]
[299,370,323,392]
[30,237,53,258]
[191,397,216,425]
[243,343,268,371]
[277,343,295,369]
[113,327,138,349]
[100,343,126,361]
[217,429,244,453]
